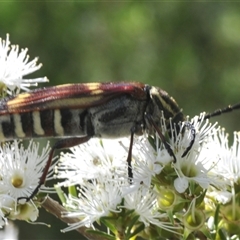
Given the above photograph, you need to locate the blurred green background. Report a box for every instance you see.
[1,2,240,240]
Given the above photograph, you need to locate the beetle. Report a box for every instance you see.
[0,82,187,200]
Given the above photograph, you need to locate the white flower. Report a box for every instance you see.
[62,177,122,232]
[56,138,129,187]
[124,186,180,233]
[173,150,215,193]
[174,113,218,159]
[10,202,39,222]
[212,130,240,184]
[0,194,11,227]
[155,113,224,193]
[0,192,39,223]
[0,34,48,94]
[0,140,51,200]
[207,190,232,204]
[174,177,189,193]
[131,136,163,187]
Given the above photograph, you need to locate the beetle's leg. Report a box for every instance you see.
[145,113,177,163]
[181,122,196,157]
[18,136,91,203]
[126,128,135,182]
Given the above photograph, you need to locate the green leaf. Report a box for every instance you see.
[218,228,227,240]
[195,189,207,206]
[167,210,174,224]
[129,222,145,238]
[126,214,140,235]
[214,204,220,228]
[200,225,214,240]
[100,216,116,233]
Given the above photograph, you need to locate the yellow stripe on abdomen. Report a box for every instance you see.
[13,114,26,138]
[32,111,45,135]
[54,109,64,136]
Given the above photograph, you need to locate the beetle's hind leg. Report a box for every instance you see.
[18,136,92,202]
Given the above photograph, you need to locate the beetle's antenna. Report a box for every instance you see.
[204,103,240,120]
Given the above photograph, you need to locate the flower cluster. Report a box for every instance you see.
[55,114,240,239]
[0,141,52,224]
[0,35,51,226]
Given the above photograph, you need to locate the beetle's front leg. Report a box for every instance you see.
[181,122,196,157]
[126,127,135,183]
[145,113,177,163]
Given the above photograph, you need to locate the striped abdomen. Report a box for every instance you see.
[0,108,92,141]
[0,94,148,141]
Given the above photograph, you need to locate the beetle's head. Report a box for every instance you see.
[145,85,184,131]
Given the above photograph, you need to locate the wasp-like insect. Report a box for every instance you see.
[0,82,239,200]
